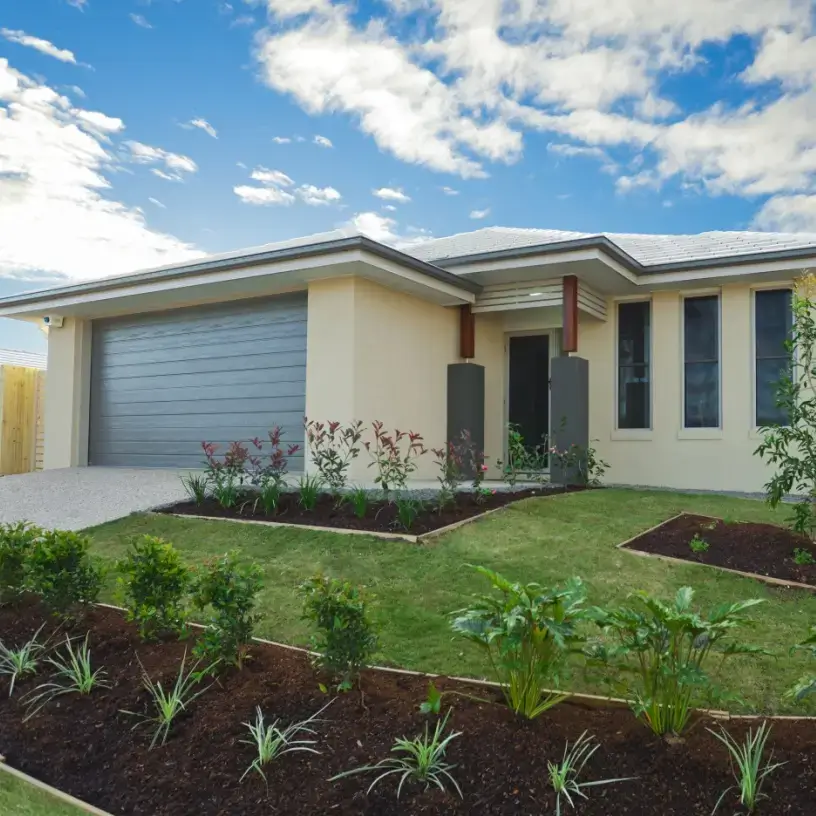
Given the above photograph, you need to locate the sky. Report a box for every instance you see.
[1,0,816,353]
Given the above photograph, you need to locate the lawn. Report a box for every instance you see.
[87,488,816,714]
[0,772,87,815]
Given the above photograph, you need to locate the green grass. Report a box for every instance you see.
[0,772,87,815]
[87,489,816,714]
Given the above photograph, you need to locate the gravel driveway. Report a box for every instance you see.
[0,467,190,530]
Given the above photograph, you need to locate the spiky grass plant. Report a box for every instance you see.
[240,700,332,784]
[0,624,47,697]
[708,722,786,814]
[330,709,462,799]
[547,731,636,816]
[124,651,214,748]
[23,633,109,720]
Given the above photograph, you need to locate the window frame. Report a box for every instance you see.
[615,299,653,431]
[752,286,793,429]
[681,292,722,430]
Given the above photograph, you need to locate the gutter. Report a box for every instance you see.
[0,235,482,311]
[431,236,816,275]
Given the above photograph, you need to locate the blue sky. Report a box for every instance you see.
[1,0,816,353]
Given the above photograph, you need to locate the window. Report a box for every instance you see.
[683,295,720,428]
[755,288,792,426]
[617,301,651,429]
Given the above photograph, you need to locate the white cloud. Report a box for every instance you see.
[129,14,153,30]
[272,135,292,143]
[1,29,77,64]
[469,208,490,219]
[0,58,201,282]
[148,197,166,209]
[313,134,333,148]
[66,85,86,98]
[251,0,816,226]
[75,110,124,136]
[297,184,341,205]
[547,142,608,160]
[382,204,396,211]
[441,186,459,195]
[373,186,410,203]
[231,15,256,27]
[234,184,295,205]
[753,195,816,232]
[251,167,294,186]
[349,211,400,243]
[183,118,218,138]
[66,0,88,8]
[125,141,198,181]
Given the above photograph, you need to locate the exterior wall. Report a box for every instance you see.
[306,277,459,481]
[43,318,91,469]
[580,282,788,493]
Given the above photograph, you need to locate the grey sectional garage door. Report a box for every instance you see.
[89,294,306,469]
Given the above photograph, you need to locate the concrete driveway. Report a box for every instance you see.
[0,468,190,530]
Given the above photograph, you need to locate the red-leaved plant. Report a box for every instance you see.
[431,439,466,510]
[363,421,426,498]
[305,419,365,494]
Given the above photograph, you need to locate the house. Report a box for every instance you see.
[0,226,814,493]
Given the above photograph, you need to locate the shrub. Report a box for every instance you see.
[305,419,365,494]
[689,534,710,553]
[431,435,468,509]
[451,567,589,719]
[792,547,815,565]
[0,624,46,697]
[395,496,424,531]
[588,587,765,736]
[297,473,324,511]
[180,472,209,504]
[755,275,816,536]
[495,423,537,487]
[25,530,102,616]
[116,536,190,640]
[785,627,816,702]
[211,473,240,509]
[364,422,426,497]
[299,574,378,692]
[0,521,42,605]
[347,486,369,519]
[191,551,263,671]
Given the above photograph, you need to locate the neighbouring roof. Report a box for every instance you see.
[0,348,47,369]
[405,227,816,269]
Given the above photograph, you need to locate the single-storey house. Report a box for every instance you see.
[0,226,814,493]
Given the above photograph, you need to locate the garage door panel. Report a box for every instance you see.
[99,318,306,357]
[89,295,307,468]
[96,352,306,381]
[101,379,306,404]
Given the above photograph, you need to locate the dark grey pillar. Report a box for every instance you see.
[447,363,485,477]
[549,356,589,486]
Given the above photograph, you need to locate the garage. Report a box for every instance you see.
[88,294,307,469]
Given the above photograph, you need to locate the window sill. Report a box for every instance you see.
[610,429,653,441]
[677,428,723,441]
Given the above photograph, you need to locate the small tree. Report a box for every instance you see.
[755,274,816,536]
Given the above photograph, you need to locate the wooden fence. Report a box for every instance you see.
[0,365,46,475]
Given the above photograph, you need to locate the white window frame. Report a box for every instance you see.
[681,290,722,432]
[614,298,653,433]
[751,284,794,430]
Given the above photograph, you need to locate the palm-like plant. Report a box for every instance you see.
[547,731,636,815]
[240,701,331,784]
[785,626,816,702]
[450,566,589,718]
[23,633,109,720]
[0,625,47,697]
[330,710,462,798]
[588,587,765,735]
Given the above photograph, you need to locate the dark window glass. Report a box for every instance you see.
[617,301,650,429]
[684,296,719,428]
[755,289,792,426]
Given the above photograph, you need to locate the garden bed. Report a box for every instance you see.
[158,486,584,535]
[2,601,815,816]
[622,514,816,586]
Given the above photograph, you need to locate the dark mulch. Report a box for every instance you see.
[159,486,585,535]
[622,513,816,586]
[1,601,815,815]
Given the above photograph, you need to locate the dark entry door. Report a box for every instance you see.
[508,335,550,452]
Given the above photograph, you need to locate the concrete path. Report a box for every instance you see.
[0,468,190,530]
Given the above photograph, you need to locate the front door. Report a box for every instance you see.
[508,335,550,454]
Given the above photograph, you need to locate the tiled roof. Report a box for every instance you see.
[404,227,816,269]
[0,348,47,369]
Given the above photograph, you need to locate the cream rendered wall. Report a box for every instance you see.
[580,282,788,493]
[43,318,91,469]
[306,277,459,481]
